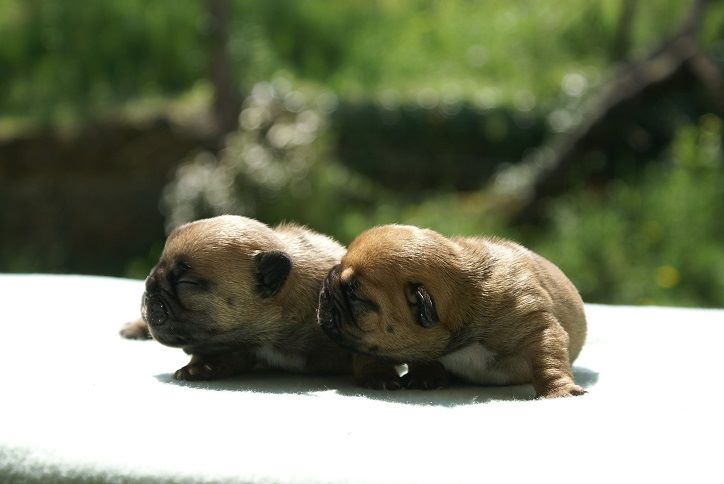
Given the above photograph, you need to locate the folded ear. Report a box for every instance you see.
[253,250,292,298]
[405,283,439,328]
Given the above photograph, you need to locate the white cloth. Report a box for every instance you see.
[1,274,722,483]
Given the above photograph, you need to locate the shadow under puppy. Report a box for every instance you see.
[120,215,352,380]
[318,224,587,398]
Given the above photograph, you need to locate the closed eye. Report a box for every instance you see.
[173,277,210,299]
[170,261,201,288]
[343,279,378,311]
[345,287,365,304]
[348,293,379,311]
[175,278,199,287]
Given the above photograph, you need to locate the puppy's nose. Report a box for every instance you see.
[141,293,168,327]
[317,288,335,327]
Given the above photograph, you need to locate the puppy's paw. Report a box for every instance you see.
[119,319,151,340]
[174,352,254,381]
[174,362,217,381]
[402,361,449,390]
[539,383,586,399]
[353,354,403,390]
[356,371,403,391]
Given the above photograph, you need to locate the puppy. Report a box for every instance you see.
[121,215,353,380]
[318,224,587,398]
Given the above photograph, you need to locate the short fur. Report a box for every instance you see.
[121,215,351,379]
[318,224,587,398]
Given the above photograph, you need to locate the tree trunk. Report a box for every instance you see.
[207,0,241,138]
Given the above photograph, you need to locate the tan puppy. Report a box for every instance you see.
[121,215,352,380]
[318,224,587,398]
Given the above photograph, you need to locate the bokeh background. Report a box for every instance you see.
[1,0,722,307]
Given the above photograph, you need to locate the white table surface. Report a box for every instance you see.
[0,274,722,483]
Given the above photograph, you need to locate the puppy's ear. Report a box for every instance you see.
[405,284,439,328]
[253,251,292,298]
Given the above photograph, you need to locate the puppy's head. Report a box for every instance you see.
[142,215,291,353]
[318,225,460,363]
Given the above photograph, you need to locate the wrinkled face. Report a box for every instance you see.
[318,260,452,364]
[142,257,210,348]
[142,223,292,354]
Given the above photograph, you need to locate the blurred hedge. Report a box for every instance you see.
[332,103,546,191]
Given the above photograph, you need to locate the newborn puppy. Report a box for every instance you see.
[318,224,587,398]
[122,215,352,380]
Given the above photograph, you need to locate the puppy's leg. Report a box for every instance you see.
[523,313,585,399]
[119,318,151,340]
[174,352,255,381]
[402,361,449,390]
[353,354,403,390]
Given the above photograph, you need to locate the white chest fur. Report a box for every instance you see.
[254,345,308,372]
[437,343,510,385]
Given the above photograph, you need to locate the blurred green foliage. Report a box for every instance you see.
[2,0,721,123]
[2,0,723,308]
[0,0,205,122]
[535,116,724,306]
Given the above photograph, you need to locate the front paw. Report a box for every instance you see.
[353,354,403,390]
[402,361,449,390]
[355,370,403,390]
[174,362,218,381]
[119,319,151,340]
[174,352,253,381]
[539,383,586,399]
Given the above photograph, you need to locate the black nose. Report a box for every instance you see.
[141,292,168,327]
[317,282,336,329]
